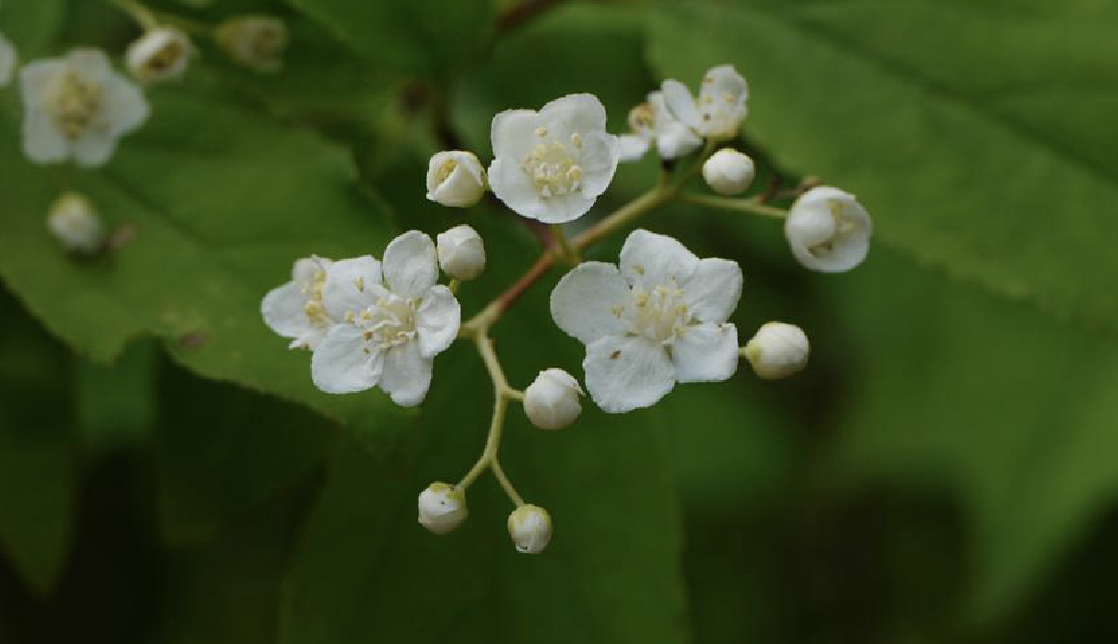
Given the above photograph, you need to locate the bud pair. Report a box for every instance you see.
[416,483,553,554]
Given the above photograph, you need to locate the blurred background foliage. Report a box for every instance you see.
[1,0,1116,642]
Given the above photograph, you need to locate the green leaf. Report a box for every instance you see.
[76,340,158,451]
[646,0,1118,328]
[0,287,76,594]
[0,0,65,57]
[825,248,1118,623]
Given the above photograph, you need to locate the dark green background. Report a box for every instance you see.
[1,0,1116,642]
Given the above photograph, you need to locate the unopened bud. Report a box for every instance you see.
[702,148,755,196]
[523,368,582,430]
[125,27,192,84]
[744,322,809,380]
[216,15,288,73]
[507,504,552,554]
[426,151,487,208]
[47,192,105,255]
[785,186,871,273]
[436,225,486,280]
[417,482,468,535]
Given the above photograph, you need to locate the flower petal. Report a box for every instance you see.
[322,255,381,321]
[618,134,650,162]
[550,261,631,345]
[660,79,701,129]
[311,324,382,394]
[655,122,702,160]
[262,281,312,339]
[575,131,619,199]
[583,335,675,413]
[537,191,596,224]
[489,156,546,221]
[619,229,699,289]
[378,341,433,407]
[539,93,608,138]
[682,258,743,324]
[383,231,438,298]
[101,73,151,137]
[491,108,539,159]
[671,322,738,383]
[415,285,460,358]
[699,64,748,107]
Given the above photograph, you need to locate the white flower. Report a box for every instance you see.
[618,91,703,162]
[550,229,742,413]
[523,368,582,430]
[662,64,748,140]
[262,255,335,350]
[125,27,193,84]
[0,32,16,88]
[215,15,288,73]
[702,148,755,196]
[426,151,487,208]
[417,482,468,535]
[488,93,620,224]
[744,322,809,380]
[311,231,460,407]
[19,49,149,167]
[507,504,552,554]
[436,224,485,280]
[47,192,105,254]
[785,186,871,273]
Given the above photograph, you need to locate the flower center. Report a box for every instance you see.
[358,293,418,351]
[628,103,653,133]
[301,270,329,325]
[622,282,691,344]
[808,202,856,257]
[522,128,583,198]
[147,41,185,73]
[47,71,103,141]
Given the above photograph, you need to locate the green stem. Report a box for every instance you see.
[551,223,579,264]
[104,0,158,29]
[680,193,788,220]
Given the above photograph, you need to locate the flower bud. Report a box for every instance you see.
[47,192,105,255]
[216,15,288,73]
[744,322,809,380]
[702,148,755,196]
[417,482,468,535]
[426,151,487,208]
[785,186,871,273]
[436,225,486,280]
[523,368,582,430]
[507,504,552,554]
[125,27,192,84]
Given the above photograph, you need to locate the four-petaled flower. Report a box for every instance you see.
[261,255,335,350]
[550,229,743,413]
[489,93,620,224]
[618,91,703,163]
[20,48,149,167]
[661,64,748,140]
[311,231,460,407]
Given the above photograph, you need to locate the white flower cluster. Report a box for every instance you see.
[262,229,474,407]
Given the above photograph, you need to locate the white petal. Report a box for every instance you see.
[415,285,460,358]
[550,261,632,345]
[71,133,118,168]
[21,109,69,164]
[322,255,381,320]
[66,48,112,83]
[619,229,699,289]
[488,156,546,221]
[655,122,702,159]
[262,281,313,339]
[379,341,433,407]
[583,335,675,413]
[101,73,150,137]
[699,64,748,106]
[574,131,619,199]
[682,258,743,324]
[311,324,382,394]
[671,322,738,383]
[490,108,539,159]
[536,191,595,224]
[785,186,872,273]
[617,134,650,162]
[660,79,701,129]
[538,93,608,138]
[383,231,438,298]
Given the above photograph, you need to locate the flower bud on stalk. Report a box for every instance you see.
[216,15,288,73]
[47,192,106,255]
[125,27,193,84]
[702,148,755,196]
[523,368,582,430]
[418,482,468,535]
[426,151,487,208]
[785,186,871,273]
[744,322,809,380]
[508,504,552,554]
[436,225,486,280]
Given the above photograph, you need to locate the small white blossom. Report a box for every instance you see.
[662,64,748,140]
[426,151,487,208]
[618,91,703,162]
[745,322,809,380]
[508,504,552,554]
[261,255,335,350]
[47,192,105,254]
[702,148,755,196]
[550,230,742,413]
[436,224,485,280]
[311,231,460,407]
[489,93,620,224]
[125,27,192,84]
[20,49,149,167]
[523,368,582,430]
[785,186,871,273]
[418,482,468,535]
[0,32,16,88]
[216,15,288,73]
